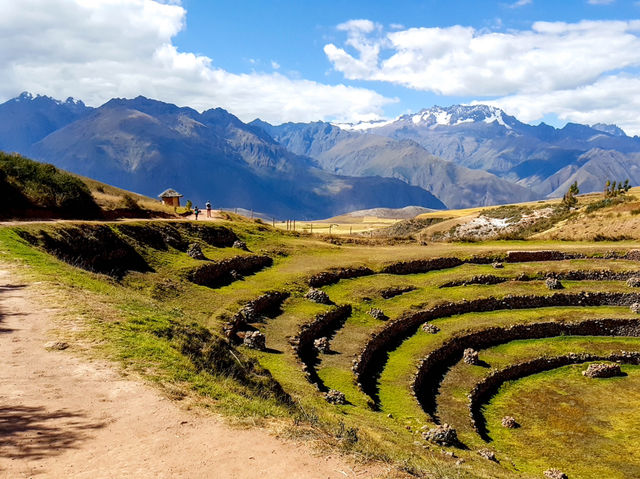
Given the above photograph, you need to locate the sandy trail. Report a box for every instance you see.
[0,266,380,479]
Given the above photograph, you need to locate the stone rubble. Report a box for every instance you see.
[582,362,623,378]
[186,242,206,260]
[233,240,249,251]
[422,424,458,446]
[545,277,563,290]
[544,469,568,479]
[314,337,330,354]
[463,348,480,365]
[242,331,266,350]
[305,288,332,304]
[368,308,389,321]
[422,323,440,334]
[627,276,640,287]
[324,389,346,405]
[477,449,497,462]
[501,416,519,428]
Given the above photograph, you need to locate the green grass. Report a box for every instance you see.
[376,306,637,434]
[485,364,640,478]
[439,336,640,448]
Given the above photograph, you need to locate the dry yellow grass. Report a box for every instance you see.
[274,217,401,235]
[80,176,179,216]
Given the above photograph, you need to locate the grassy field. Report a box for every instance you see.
[485,364,640,478]
[3,202,640,478]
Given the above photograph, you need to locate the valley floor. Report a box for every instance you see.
[0,263,381,479]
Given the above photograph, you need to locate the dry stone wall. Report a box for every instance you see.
[187,255,272,288]
[308,267,374,287]
[224,291,290,342]
[17,225,151,278]
[353,292,640,400]
[289,305,352,388]
[411,318,640,418]
[468,351,640,439]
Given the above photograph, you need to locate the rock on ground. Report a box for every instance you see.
[422,424,458,446]
[314,337,330,353]
[368,308,388,321]
[501,416,519,428]
[544,469,568,479]
[243,331,266,350]
[463,348,479,365]
[582,363,623,378]
[422,323,440,334]
[304,288,331,305]
[545,277,563,290]
[324,389,346,405]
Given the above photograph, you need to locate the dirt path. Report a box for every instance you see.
[0,266,383,479]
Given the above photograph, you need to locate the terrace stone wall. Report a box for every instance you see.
[353,292,640,398]
[224,291,290,342]
[289,305,352,387]
[411,318,640,417]
[187,255,272,288]
[308,267,374,287]
[468,351,640,439]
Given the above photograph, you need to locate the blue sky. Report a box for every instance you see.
[2,0,640,132]
[173,0,640,122]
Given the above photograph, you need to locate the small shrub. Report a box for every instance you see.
[0,152,100,218]
[120,194,140,210]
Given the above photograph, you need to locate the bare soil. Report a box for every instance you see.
[0,266,382,479]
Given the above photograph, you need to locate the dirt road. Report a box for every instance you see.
[0,266,381,478]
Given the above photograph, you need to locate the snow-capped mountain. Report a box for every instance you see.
[334,104,640,191]
[337,104,519,131]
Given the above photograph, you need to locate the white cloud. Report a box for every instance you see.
[270,60,280,70]
[588,0,614,4]
[0,0,393,124]
[325,19,640,97]
[325,18,640,132]
[510,0,532,7]
[483,75,640,135]
[337,19,379,34]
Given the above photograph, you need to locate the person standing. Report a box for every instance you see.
[194,206,200,220]
[206,201,212,218]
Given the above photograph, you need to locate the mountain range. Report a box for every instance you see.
[329,105,640,198]
[1,93,640,218]
[0,93,443,219]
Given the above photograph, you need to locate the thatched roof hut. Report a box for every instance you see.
[158,188,183,207]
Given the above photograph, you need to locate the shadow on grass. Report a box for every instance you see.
[0,405,106,460]
[263,347,283,354]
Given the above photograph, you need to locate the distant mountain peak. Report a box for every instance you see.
[591,123,627,137]
[335,104,517,132]
[11,91,85,108]
[399,104,513,129]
